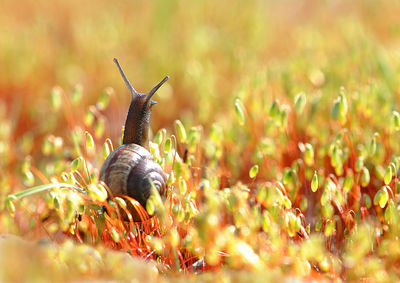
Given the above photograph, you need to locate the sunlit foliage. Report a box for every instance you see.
[2,0,400,282]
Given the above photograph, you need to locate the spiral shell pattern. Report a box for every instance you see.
[99,144,167,213]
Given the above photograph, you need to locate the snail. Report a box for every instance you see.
[99,58,169,221]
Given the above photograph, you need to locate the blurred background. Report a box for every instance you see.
[2,0,400,137]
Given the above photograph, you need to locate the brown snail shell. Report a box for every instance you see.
[100,144,167,216]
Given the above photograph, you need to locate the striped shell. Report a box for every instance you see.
[99,144,167,220]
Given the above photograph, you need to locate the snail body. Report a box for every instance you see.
[99,58,169,221]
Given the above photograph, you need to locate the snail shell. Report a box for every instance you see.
[100,144,167,213]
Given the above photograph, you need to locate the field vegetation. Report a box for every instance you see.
[2,0,400,282]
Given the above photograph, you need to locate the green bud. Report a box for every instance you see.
[334,165,343,176]
[332,90,348,125]
[305,167,313,180]
[45,191,56,208]
[6,195,16,217]
[23,171,35,187]
[304,143,314,166]
[183,193,191,206]
[262,212,271,232]
[360,167,370,187]
[369,137,377,156]
[65,198,77,223]
[338,90,348,125]
[95,118,105,138]
[102,141,111,159]
[151,237,163,254]
[355,157,364,173]
[61,172,69,183]
[121,127,125,141]
[283,169,296,188]
[322,203,334,218]
[269,100,280,119]
[96,88,111,110]
[187,127,201,149]
[287,212,297,237]
[50,86,62,111]
[149,184,163,207]
[179,177,187,194]
[294,92,307,114]
[167,228,180,248]
[177,206,185,222]
[249,165,259,179]
[300,198,308,211]
[375,165,385,181]
[53,195,60,210]
[295,216,302,233]
[85,132,95,152]
[154,129,165,145]
[21,156,31,173]
[320,191,330,206]
[274,186,285,205]
[164,138,172,154]
[189,201,198,217]
[174,120,187,143]
[71,84,83,105]
[71,128,83,146]
[234,98,246,126]
[210,123,223,143]
[324,219,335,236]
[311,171,319,192]
[88,183,107,202]
[374,186,389,208]
[19,133,34,155]
[338,91,348,117]
[42,137,53,156]
[84,108,95,127]
[146,199,155,215]
[283,196,292,209]
[280,109,288,130]
[172,203,180,217]
[384,200,396,224]
[111,229,120,242]
[71,157,81,172]
[67,172,76,185]
[392,111,400,131]
[315,219,322,232]
[256,186,267,204]
[343,175,353,193]
[168,171,175,184]
[391,162,397,177]
[332,100,340,120]
[384,165,393,185]
[331,146,342,168]
[363,194,372,209]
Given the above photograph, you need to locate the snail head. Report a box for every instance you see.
[113,58,169,147]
